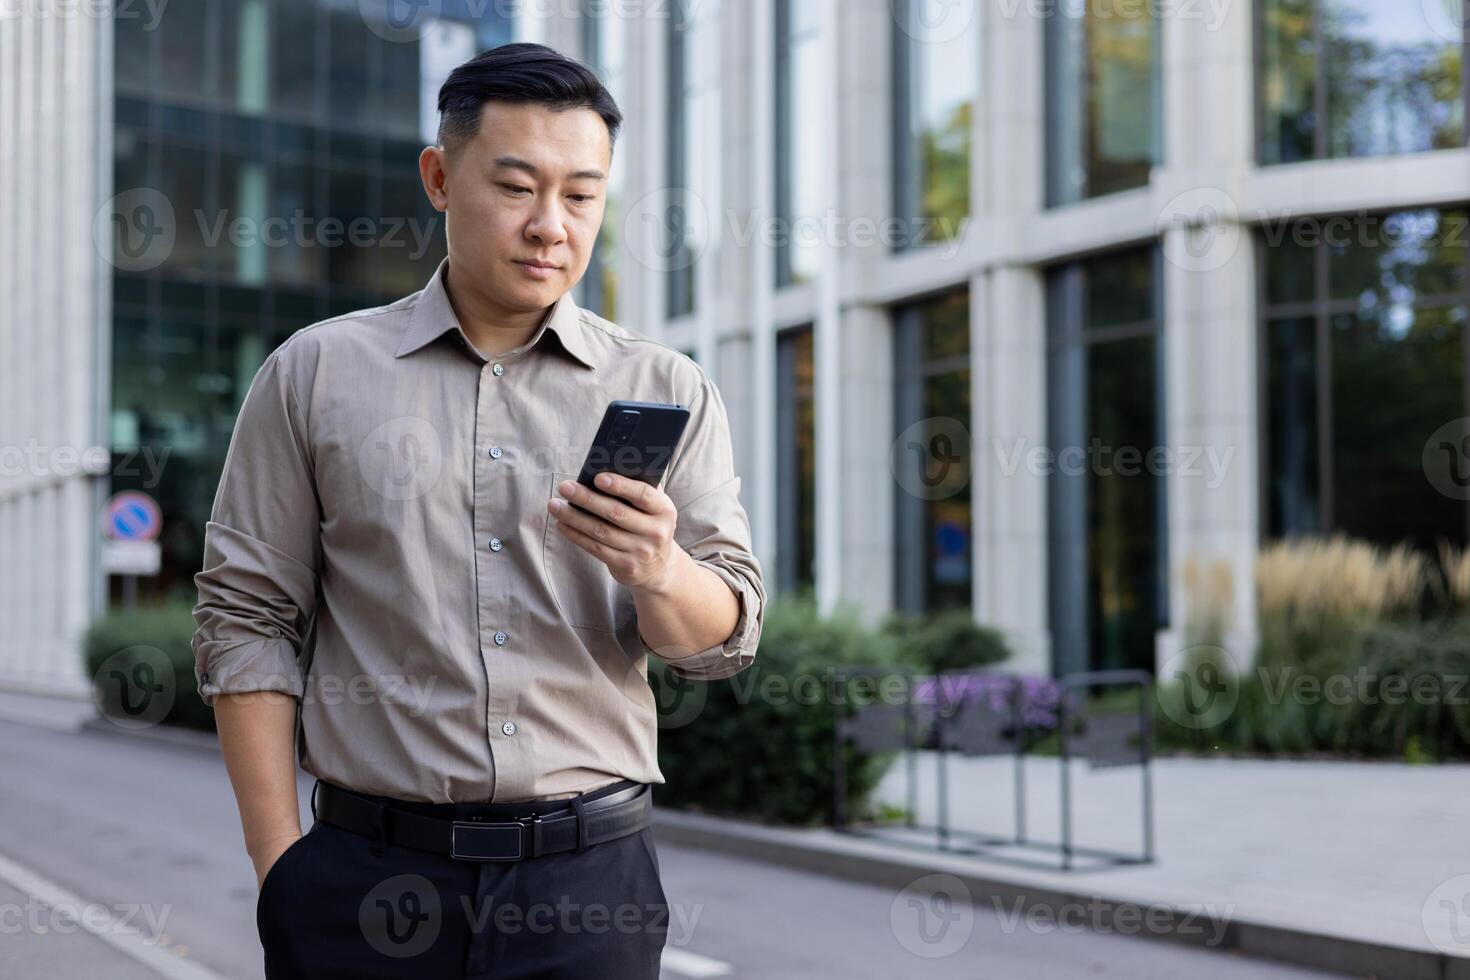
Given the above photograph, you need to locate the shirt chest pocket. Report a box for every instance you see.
[542,470,637,633]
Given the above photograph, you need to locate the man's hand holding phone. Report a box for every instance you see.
[547,471,691,594]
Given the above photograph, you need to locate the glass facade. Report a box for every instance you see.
[664,0,720,318]
[776,327,816,594]
[1260,0,1467,165]
[581,6,627,320]
[894,291,972,613]
[1260,208,1470,550]
[774,0,822,286]
[1045,0,1162,206]
[892,0,974,250]
[1047,249,1168,675]
[107,0,512,603]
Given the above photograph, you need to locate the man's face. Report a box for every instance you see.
[423,101,610,313]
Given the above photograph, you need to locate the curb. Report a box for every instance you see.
[650,808,1468,980]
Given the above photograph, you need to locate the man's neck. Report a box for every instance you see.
[442,263,550,359]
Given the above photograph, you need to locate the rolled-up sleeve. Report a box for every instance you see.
[192,347,322,706]
[653,366,766,681]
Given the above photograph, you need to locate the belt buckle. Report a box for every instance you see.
[449,811,544,862]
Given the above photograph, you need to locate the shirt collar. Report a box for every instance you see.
[395,257,598,371]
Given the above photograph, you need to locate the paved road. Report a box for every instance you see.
[0,706,1355,979]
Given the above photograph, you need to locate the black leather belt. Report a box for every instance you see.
[312,778,653,862]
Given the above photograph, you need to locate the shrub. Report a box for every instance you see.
[654,592,905,825]
[1154,617,1470,761]
[882,608,1011,674]
[83,602,214,732]
[1255,536,1430,677]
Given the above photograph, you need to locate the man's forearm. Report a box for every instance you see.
[631,549,739,660]
[214,691,303,877]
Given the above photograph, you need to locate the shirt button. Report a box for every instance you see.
[489,537,503,552]
[492,362,505,377]
[489,446,503,459]
[494,631,508,645]
[502,721,517,736]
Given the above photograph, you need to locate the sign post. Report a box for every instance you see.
[103,491,163,610]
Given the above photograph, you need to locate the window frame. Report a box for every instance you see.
[1253,0,1470,165]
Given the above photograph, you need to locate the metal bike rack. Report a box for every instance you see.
[832,667,1155,872]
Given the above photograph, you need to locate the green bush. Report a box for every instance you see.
[881,607,1011,674]
[1154,616,1470,760]
[83,602,214,733]
[654,591,905,825]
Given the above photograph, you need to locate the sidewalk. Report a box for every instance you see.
[655,752,1470,980]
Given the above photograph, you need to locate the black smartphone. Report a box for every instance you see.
[574,400,692,499]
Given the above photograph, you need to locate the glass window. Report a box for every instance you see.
[380,170,437,296]
[379,31,421,139]
[222,0,271,114]
[894,291,973,614]
[777,327,817,593]
[106,0,516,608]
[155,143,211,278]
[218,152,270,286]
[665,0,717,318]
[1261,208,1470,550]
[893,0,975,249]
[268,160,322,287]
[581,6,627,319]
[1047,249,1167,674]
[1046,0,1161,206]
[114,1,152,93]
[271,0,319,119]
[1260,0,1466,164]
[328,11,376,130]
[156,0,208,101]
[326,163,373,291]
[775,0,823,284]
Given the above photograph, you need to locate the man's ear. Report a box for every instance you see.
[419,145,450,213]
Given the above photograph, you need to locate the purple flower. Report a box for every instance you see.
[912,673,1067,732]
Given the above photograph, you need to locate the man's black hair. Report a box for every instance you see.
[436,42,623,155]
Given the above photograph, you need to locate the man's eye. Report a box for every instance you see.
[570,195,595,204]
[501,184,531,195]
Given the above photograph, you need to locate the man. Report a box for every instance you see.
[192,42,764,979]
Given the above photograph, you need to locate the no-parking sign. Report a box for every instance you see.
[104,491,162,542]
[103,492,162,576]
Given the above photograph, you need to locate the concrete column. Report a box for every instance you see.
[1156,0,1260,671]
[0,5,98,695]
[811,0,844,615]
[974,266,1051,675]
[971,1,1049,672]
[833,305,896,623]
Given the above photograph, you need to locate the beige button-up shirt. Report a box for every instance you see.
[191,258,764,803]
